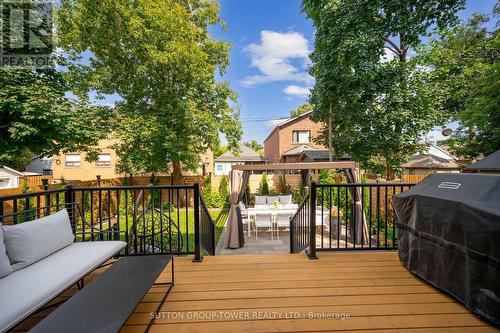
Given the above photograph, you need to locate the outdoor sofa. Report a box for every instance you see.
[0,208,126,332]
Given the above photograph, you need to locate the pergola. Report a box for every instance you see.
[231,161,359,172]
[224,161,368,249]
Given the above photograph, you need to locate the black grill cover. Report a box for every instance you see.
[393,173,500,325]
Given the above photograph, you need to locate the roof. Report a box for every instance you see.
[282,144,318,156]
[215,144,264,162]
[401,154,462,169]
[22,171,40,176]
[0,166,24,176]
[464,149,500,171]
[232,161,359,171]
[263,111,313,143]
[425,144,457,160]
[298,150,351,161]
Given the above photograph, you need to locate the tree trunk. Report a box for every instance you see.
[172,161,183,185]
[328,104,333,162]
[385,159,395,181]
[172,160,186,206]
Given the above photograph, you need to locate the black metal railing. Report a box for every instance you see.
[290,182,415,257]
[0,183,214,260]
[289,192,310,255]
[199,195,216,256]
[313,182,415,252]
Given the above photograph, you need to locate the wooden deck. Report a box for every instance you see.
[15,252,498,333]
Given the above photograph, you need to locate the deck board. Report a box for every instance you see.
[12,252,498,333]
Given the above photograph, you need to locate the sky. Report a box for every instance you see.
[93,0,497,144]
[207,0,497,144]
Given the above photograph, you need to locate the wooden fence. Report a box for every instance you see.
[402,174,427,183]
[19,175,54,189]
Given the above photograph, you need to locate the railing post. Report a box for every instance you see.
[289,216,294,254]
[0,199,4,224]
[308,182,318,259]
[193,183,203,262]
[65,184,76,233]
[42,179,50,216]
[211,211,216,255]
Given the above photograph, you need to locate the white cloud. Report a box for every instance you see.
[283,85,311,98]
[242,30,313,86]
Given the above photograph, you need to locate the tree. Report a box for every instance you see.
[290,103,314,118]
[303,0,465,179]
[58,0,242,183]
[0,66,108,168]
[244,140,264,156]
[420,12,500,157]
[218,176,229,200]
[258,174,270,196]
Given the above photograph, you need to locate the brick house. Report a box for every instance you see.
[263,111,326,163]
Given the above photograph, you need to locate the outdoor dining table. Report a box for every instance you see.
[246,206,333,240]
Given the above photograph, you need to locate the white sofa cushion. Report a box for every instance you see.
[2,209,75,270]
[0,241,126,333]
[0,227,13,278]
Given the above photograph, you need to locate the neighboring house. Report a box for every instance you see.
[281,145,318,163]
[463,149,500,174]
[52,139,122,182]
[214,144,264,176]
[263,111,325,163]
[297,150,350,162]
[25,156,53,175]
[0,166,23,189]
[52,139,214,182]
[401,144,462,180]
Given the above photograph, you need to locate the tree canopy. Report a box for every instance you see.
[244,140,264,156]
[303,0,465,179]
[290,103,314,118]
[0,66,108,169]
[58,0,242,180]
[420,12,500,158]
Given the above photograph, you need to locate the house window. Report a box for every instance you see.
[96,153,111,167]
[65,154,81,167]
[292,130,311,143]
[217,165,223,171]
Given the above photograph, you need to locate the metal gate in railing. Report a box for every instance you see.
[290,182,415,257]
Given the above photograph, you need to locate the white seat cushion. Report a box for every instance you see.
[2,209,75,270]
[0,228,13,278]
[0,241,125,333]
[267,196,280,205]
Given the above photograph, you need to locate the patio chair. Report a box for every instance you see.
[254,213,273,240]
[275,211,293,240]
[238,202,251,235]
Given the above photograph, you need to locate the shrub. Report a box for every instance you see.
[276,173,291,194]
[209,192,226,208]
[258,174,270,195]
[219,176,229,200]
